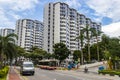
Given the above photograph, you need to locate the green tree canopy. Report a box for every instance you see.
[107,38,120,59]
[53,43,71,64]
[0,33,18,67]
[73,50,81,62]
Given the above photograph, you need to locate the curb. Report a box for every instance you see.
[6,67,10,80]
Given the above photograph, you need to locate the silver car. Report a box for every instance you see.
[20,61,35,75]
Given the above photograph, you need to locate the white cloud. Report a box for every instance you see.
[0,8,14,28]
[65,0,81,9]
[0,0,39,28]
[86,0,120,22]
[0,0,39,11]
[8,11,21,19]
[102,22,120,37]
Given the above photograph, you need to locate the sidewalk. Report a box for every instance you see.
[8,66,22,80]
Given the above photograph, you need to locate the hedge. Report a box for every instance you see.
[0,66,9,78]
[98,70,120,76]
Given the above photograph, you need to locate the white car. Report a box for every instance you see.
[20,61,35,75]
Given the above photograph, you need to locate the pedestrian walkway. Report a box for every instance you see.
[8,66,22,80]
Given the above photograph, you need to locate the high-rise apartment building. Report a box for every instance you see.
[43,2,101,53]
[0,28,14,36]
[15,19,43,50]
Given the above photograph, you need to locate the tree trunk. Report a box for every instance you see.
[0,53,3,69]
[81,49,84,65]
[88,40,91,62]
[96,37,100,61]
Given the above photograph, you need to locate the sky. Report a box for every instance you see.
[0,0,120,37]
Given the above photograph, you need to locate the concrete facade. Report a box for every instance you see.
[15,19,43,50]
[43,2,102,54]
[0,28,14,36]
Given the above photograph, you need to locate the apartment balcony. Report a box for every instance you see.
[61,18,66,22]
[60,27,66,30]
[70,23,77,27]
[60,30,66,34]
[70,28,76,31]
[70,46,76,50]
[70,41,76,44]
[70,48,77,51]
[70,30,77,34]
[60,22,66,26]
[60,39,66,42]
[70,37,76,40]
[70,20,76,23]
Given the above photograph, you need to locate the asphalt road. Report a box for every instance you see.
[19,68,118,80]
[22,68,83,80]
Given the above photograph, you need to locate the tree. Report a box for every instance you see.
[83,25,93,62]
[44,53,54,59]
[29,47,47,60]
[91,28,103,61]
[76,29,85,64]
[90,44,97,60]
[73,50,81,62]
[0,33,18,67]
[30,46,38,52]
[53,43,71,65]
[16,46,25,56]
[107,38,120,59]
[101,34,110,50]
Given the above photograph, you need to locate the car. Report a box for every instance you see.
[20,61,35,75]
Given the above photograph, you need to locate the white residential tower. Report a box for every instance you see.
[15,19,44,50]
[43,2,101,53]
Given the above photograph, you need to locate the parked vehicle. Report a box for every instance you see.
[20,61,35,75]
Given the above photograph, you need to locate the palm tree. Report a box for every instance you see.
[76,29,85,65]
[83,25,92,62]
[91,28,102,61]
[0,33,18,67]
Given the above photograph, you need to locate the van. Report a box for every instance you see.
[20,61,35,75]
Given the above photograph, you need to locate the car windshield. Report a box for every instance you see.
[23,64,33,67]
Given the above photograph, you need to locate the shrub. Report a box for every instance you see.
[0,66,9,78]
[115,72,120,76]
[98,70,120,76]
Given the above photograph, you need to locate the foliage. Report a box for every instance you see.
[26,48,47,60]
[0,66,9,78]
[44,53,54,59]
[16,46,25,56]
[0,33,18,68]
[103,50,111,60]
[53,43,71,64]
[98,70,120,76]
[91,28,103,61]
[83,25,94,62]
[76,29,85,64]
[100,34,110,50]
[73,50,81,62]
[90,44,97,60]
[107,38,120,59]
